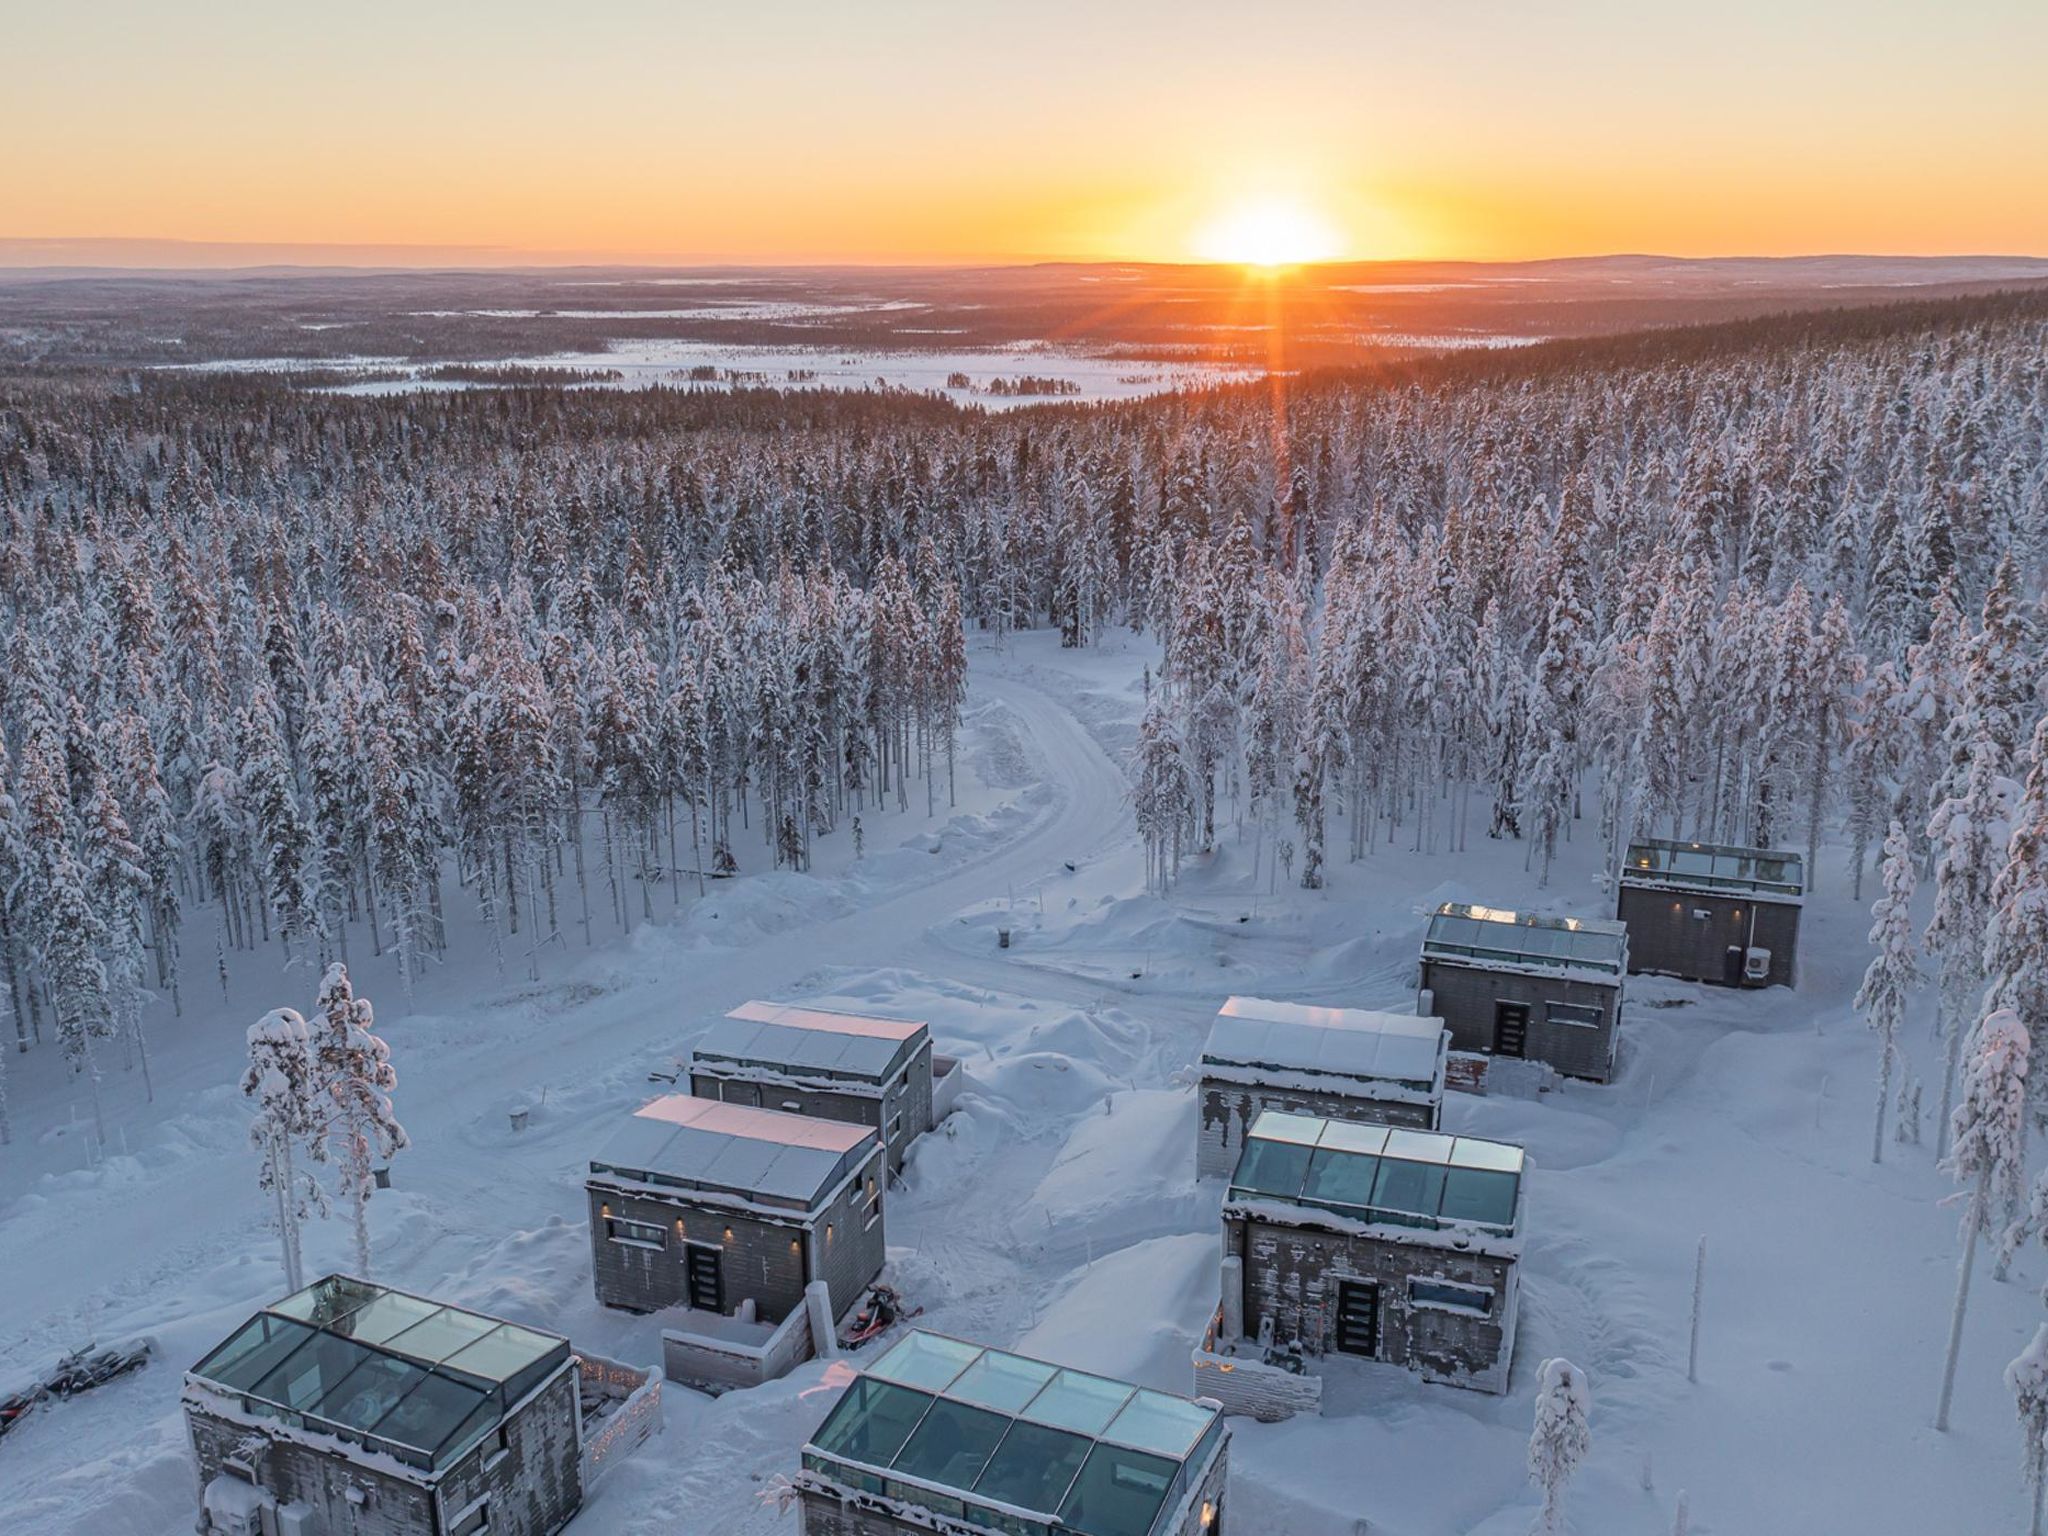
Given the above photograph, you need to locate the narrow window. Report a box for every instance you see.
[1407,1277,1494,1316]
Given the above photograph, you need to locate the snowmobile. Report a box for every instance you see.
[0,1339,153,1442]
[842,1284,921,1349]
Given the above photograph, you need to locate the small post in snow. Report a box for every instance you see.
[1687,1236,1706,1384]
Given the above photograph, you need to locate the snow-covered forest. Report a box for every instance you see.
[4,286,2048,1533]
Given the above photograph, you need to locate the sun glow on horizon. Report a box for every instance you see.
[1193,198,1344,268]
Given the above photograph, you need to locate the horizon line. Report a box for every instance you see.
[5,238,2048,278]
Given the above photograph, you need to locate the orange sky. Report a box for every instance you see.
[6,1,2045,265]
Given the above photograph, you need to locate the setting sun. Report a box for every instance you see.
[1194,198,1344,267]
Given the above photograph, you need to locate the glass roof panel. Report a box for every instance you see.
[972,1420,1093,1514]
[251,1329,378,1414]
[810,1377,936,1469]
[1317,1121,1391,1156]
[380,1306,498,1366]
[1103,1390,1215,1461]
[1301,1148,1380,1211]
[1371,1156,1447,1222]
[890,1397,1010,1492]
[195,1314,318,1392]
[369,1369,493,1455]
[1246,1110,1326,1146]
[867,1330,983,1394]
[308,1350,425,1434]
[272,1275,382,1329]
[947,1349,1058,1415]
[1382,1129,1453,1164]
[1449,1138,1525,1173]
[331,1290,442,1346]
[1229,1136,1314,1201]
[1057,1442,1178,1536]
[1020,1369,1134,1438]
[442,1322,561,1386]
[1439,1167,1521,1230]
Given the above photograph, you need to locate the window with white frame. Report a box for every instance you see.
[1407,1277,1494,1316]
[605,1216,666,1250]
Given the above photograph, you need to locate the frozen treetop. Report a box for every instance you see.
[1228,1109,1526,1239]
[186,1274,569,1474]
[802,1328,1225,1536]
[1204,996,1448,1095]
[1621,839,1806,902]
[695,998,930,1083]
[589,1093,878,1210]
[1424,902,1629,978]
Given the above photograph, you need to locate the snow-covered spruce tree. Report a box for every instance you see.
[1986,716,2048,1124]
[313,963,408,1276]
[242,1006,327,1292]
[1131,696,1195,894]
[1856,821,1920,1163]
[2009,1325,2048,1536]
[1528,1357,1593,1534]
[81,764,154,1102]
[1926,735,2015,1144]
[1936,1010,2030,1431]
[42,849,113,1148]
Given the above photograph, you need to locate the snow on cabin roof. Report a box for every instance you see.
[1621,839,1805,900]
[802,1330,1225,1536]
[1423,902,1629,977]
[590,1094,878,1210]
[187,1275,570,1473]
[694,1000,929,1082]
[1202,997,1447,1090]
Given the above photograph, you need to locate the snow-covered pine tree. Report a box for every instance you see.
[1936,1009,2030,1431]
[2008,1324,2048,1536]
[1856,820,1919,1163]
[313,963,408,1276]
[1528,1356,1593,1534]
[1926,735,2015,1143]
[42,849,112,1148]
[81,764,154,1101]
[242,1006,328,1292]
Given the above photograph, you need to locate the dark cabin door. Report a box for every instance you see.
[1334,1279,1380,1357]
[1493,1003,1529,1059]
[684,1242,724,1313]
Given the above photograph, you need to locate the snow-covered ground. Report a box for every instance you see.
[0,633,2020,1535]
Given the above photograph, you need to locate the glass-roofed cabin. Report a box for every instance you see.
[1196,996,1448,1178]
[1203,1110,1526,1397]
[690,1000,949,1172]
[183,1274,584,1536]
[1417,903,1629,1083]
[1617,839,1803,988]
[796,1330,1229,1536]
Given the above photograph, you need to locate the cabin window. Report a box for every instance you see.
[449,1500,490,1536]
[605,1216,666,1250]
[886,1111,905,1142]
[1546,1002,1604,1029]
[1408,1277,1494,1317]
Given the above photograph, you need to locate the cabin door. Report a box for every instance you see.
[1493,1003,1529,1059]
[684,1242,724,1313]
[1334,1279,1380,1358]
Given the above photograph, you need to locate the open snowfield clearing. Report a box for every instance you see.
[0,633,2022,1535]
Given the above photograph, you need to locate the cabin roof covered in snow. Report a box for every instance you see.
[1620,838,1805,900]
[802,1329,1225,1536]
[589,1093,878,1210]
[692,999,930,1083]
[1202,996,1447,1093]
[1227,1108,1525,1239]
[1422,902,1629,978]
[186,1274,569,1473]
